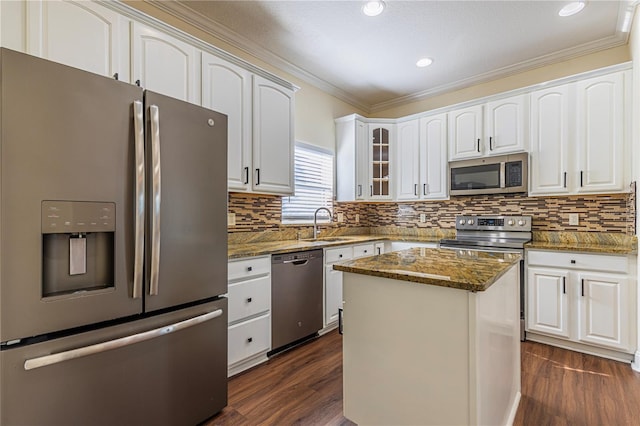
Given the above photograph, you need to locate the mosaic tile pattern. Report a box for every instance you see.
[228,188,636,235]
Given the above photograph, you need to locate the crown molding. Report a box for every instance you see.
[140,0,632,115]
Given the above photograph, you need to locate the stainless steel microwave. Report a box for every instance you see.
[449,153,528,196]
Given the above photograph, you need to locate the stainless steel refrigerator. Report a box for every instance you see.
[0,48,229,425]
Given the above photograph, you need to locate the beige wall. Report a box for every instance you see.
[123,1,366,152]
[374,45,631,118]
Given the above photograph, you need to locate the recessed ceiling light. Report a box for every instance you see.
[416,58,433,68]
[559,1,586,17]
[363,1,385,17]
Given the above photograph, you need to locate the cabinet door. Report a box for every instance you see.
[447,105,483,160]
[202,52,252,191]
[395,120,420,200]
[369,124,394,199]
[420,113,448,199]
[252,75,294,195]
[26,0,128,79]
[132,22,199,103]
[325,264,343,325]
[355,120,369,200]
[529,85,572,195]
[577,273,630,351]
[526,267,570,338]
[576,72,626,193]
[485,94,528,155]
[374,242,385,256]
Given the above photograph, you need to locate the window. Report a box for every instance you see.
[282,142,334,223]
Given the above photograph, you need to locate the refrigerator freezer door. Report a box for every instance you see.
[1,298,228,425]
[143,91,228,312]
[0,48,144,342]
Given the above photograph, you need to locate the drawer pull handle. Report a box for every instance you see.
[247,337,253,343]
[246,297,252,303]
[247,266,253,271]
[570,260,576,264]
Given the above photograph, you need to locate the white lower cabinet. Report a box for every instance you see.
[227,256,271,376]
[526,250,636,360]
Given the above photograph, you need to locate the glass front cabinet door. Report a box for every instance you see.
[369,124,394,199]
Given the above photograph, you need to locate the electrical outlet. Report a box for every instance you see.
[355,214,360,223]
[337,212,344,223]
[568,213,579,226]
[420,213,426,223]
[227,213,236,226]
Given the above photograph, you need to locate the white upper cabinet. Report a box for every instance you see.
[368,123,394,200]
[420,113,448,200]
[202,52,252,192]
[529,85,572,196]
[448,105,483,160]
[23,0,129,80]
[484,94,528,155]
[132,22,200,104]
[336,116,368,201]
[252,75,294,195]
[529,71,629,196]
[395,120,420,200]
[448,94,528,161]
[576,72,627,194]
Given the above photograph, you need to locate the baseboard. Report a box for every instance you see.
[506,391,521,426]
[632,350,640,372]
[526,333,635,363]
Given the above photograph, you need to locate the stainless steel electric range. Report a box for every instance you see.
[440,215,532,341]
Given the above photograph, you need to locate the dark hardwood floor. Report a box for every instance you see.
[205,330,640,425]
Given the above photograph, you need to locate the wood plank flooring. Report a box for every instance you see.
[204,330,640,425]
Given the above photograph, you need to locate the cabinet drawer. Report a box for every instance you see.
[527,250,629,274]
[353,243,375,259]
[325,247,353,264]
[228,313,270,365]
[228,256,270,281]
[228,275,271,324]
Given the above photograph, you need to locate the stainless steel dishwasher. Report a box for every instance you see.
[271,249,323,353]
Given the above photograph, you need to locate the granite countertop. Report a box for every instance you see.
[525,241,636,254]
[333,247,521,292]
[526,231,637,255]
[228,235,441,259]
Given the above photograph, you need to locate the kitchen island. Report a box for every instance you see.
[334,248,521,426]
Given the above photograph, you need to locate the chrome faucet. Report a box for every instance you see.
[313,207,332,239]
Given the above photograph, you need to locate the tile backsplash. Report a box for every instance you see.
[228,185,636,235]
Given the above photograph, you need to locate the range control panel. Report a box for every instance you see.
[455,215,531,232]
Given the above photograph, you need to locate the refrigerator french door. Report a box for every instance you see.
[0,48,229,424]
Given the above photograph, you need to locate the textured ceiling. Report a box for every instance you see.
[153,1,634,112]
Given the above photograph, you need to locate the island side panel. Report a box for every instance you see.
[342,272,471,426]
[469,265,521,426]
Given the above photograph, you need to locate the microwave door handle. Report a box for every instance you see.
[149,104,161,296]
[132,101,145,299]
[500,162,506,188]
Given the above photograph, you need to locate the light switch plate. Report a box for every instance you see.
[227,213,236,226]
[420,213,426,223]
[337,212,344,223]
[568,213,579,226]
[355,214,360,223]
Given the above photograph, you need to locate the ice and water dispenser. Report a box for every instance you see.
[41,201,115,297]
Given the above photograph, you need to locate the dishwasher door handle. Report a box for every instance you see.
[281,259,310,266]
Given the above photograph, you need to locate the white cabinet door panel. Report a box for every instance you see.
[228,313,270,365]
[448,105,483,160]
[395,120,420,200]
[202,52,252,191]
[325,265,343,325]
[527,267,570,338]
[252,75,294,195]
[576,72,626,193]
[485,94,528,155]
[26,0,127,79]
[227,275,271,324]
[420,113,448,199]
[577,273,629,351]
[132,22,199,103]
[529,85,572,195]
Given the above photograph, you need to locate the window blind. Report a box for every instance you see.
[282,142,334,223]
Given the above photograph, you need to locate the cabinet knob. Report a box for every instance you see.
[570,260,576,264]
[339,254,343,258]
[247,266,253,271]
[364,250,368,253]
[246,297,252,303]
[247,337,253,343]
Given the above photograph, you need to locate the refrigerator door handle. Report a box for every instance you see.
[132,101,145,299]
[149,104,161,296]
[23,309,224,371]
